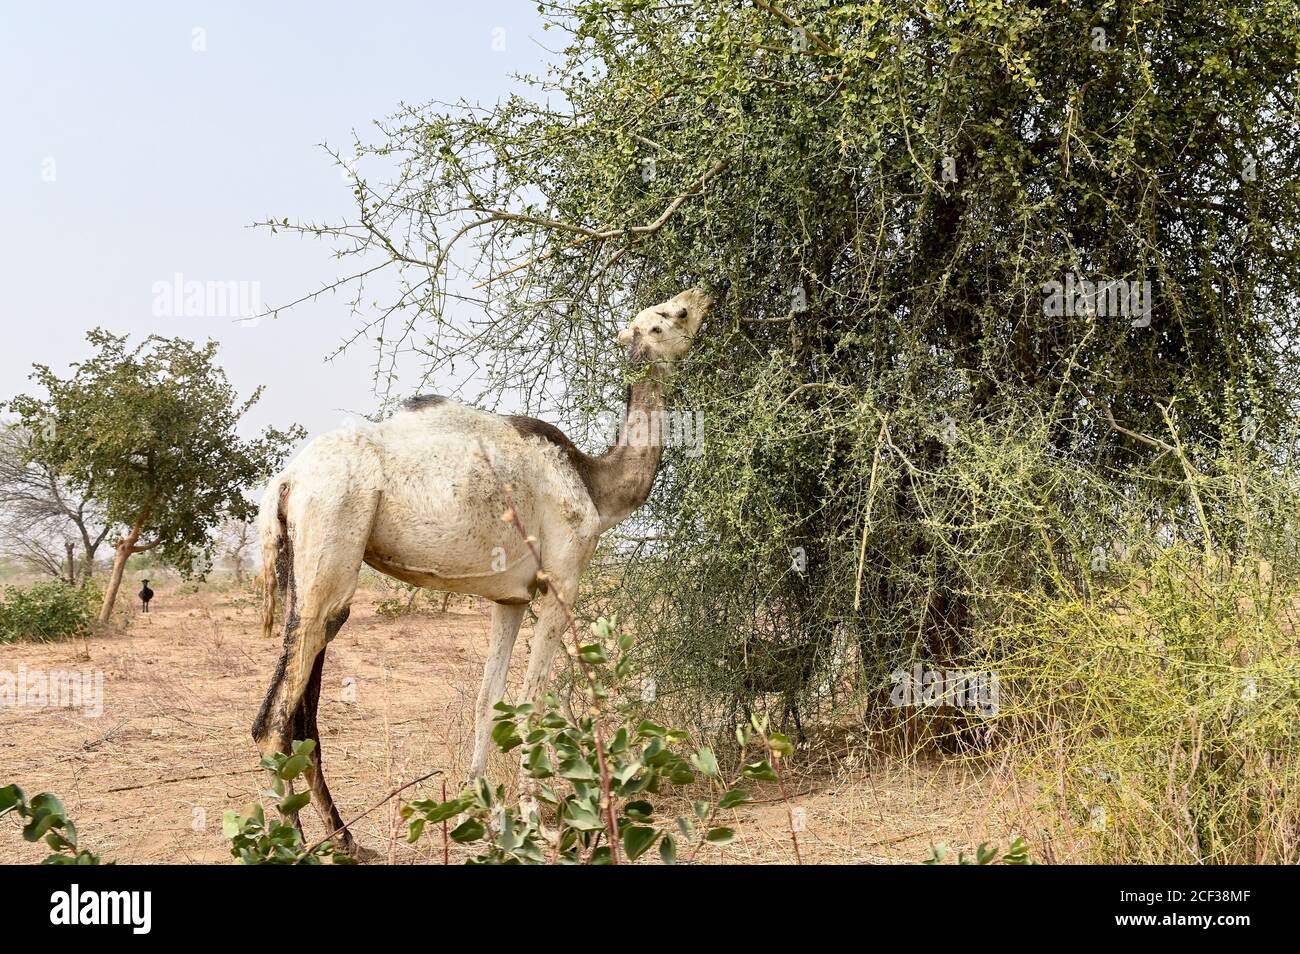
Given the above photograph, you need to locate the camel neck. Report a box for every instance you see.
[590,368,668,528]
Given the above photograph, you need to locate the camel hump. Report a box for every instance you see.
[403,393,452,411]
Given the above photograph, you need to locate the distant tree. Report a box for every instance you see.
[7,330,304,622]
[0,424,109,585]
[219,517,256,584]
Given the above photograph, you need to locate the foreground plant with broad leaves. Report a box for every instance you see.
[0,784,102,864]
[222,740,353,865]
[924,838,1032,865]
[403,616,792,864]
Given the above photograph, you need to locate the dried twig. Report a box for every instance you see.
[306,769,442,856]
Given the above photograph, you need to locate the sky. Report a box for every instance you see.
[0,1,554,441]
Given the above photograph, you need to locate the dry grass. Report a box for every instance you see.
[0,581,1026,864]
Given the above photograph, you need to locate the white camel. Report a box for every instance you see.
[251,288,712,853]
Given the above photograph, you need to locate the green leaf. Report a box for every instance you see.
[1003,837,1031,865]
[659,834,677,865]
[668,763,696,785]
[578,643,608,664]
[449,818,486,843]
[221,810,242,840]
[418,796,471,823]
[635,719,667,738]
[21,793,67,842]
[562,798,605,831]
[278,791,311,816]
[767,733,795,758]
[526,745,554,779]
[278,753,312,780]
[407,819,426,843]
[492,719,523,752]
[559,756,598,782]
[623,799,654,821]
[621,825,659,860]
[691,747,720,778]
[705,827,735,845]
[718,788,749,809]
[0,784,27,817]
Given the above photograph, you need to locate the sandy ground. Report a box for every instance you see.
[0,584,1026,864]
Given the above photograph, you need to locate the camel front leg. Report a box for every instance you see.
[514,596,569,821]
[468,602,527,781]
[520,597,568,714]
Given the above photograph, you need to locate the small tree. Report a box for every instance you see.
[219,517,256,583]
[8,330,304,622]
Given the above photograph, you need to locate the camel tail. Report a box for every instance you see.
[259,477,290,639]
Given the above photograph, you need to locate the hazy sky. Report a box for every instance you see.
[1,1,552,441]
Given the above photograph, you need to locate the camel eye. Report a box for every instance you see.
[650,326,663,335]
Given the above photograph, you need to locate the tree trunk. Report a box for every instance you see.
[65,541,77,587]
[99,523,142,624]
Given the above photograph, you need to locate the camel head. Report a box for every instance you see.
[617,287,712,366]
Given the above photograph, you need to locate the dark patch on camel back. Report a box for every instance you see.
[404,393,450,411]
[506,415,600,501]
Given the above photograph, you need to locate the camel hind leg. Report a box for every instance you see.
[291,643,353,854]
[251,483,377,852]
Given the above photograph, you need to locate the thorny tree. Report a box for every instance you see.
[260,0,1300,732]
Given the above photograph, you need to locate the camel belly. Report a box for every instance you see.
[363,483,540,602]
[362,553,535,602]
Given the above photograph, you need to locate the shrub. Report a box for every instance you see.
[403,617,791,864]
[987,546,1300,864]
[0,785,102,864]
[222,740,353,865]
[373,579,452,619]
[0,580,95,643]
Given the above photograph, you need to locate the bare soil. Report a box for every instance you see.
[0,583,1025,864]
